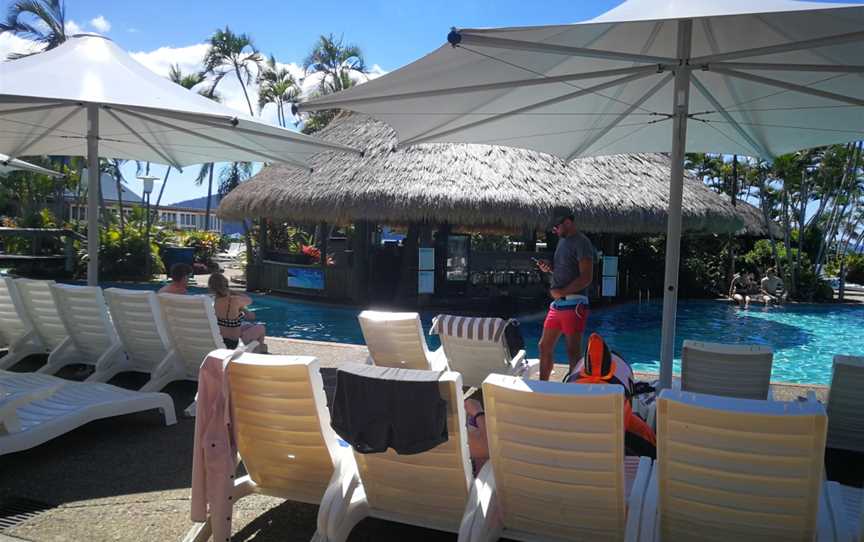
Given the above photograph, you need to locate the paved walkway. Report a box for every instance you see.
[0,338,855,542]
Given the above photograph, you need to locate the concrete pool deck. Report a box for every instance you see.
[0,337,859,542]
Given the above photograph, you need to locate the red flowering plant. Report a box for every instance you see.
[301,245,321,264]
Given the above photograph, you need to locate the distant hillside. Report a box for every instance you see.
[170,195,211,210]
[167,195,244,235]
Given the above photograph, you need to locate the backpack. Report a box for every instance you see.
[503,320,525,359]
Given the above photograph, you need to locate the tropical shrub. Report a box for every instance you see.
[175,230,221,265]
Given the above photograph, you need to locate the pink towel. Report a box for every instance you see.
[190,349,237,542]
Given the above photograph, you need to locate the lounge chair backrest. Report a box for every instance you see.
[157,293,223,378]
[228,353,339,503]
[826,355,864,453]
[353,370,471,532]
[103,288,169,372]
[432,314,513,388]
[656,389,827,541]
[50,284,118,359]
[13,279,67,350]
[0,277,31,347]
[482,374,626,540]
[681,340,773,400]
[358,310,431,369]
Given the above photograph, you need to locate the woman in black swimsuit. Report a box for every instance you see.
[208,272,267,352]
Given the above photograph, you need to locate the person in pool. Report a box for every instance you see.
[760,267,788,305]
[159,263,192,295]
[208,272,267,353]
[728,272,754,308]
[535,206,595,381]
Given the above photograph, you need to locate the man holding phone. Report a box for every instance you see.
[535,206,595,380]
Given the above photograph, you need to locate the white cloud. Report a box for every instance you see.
[64,20,84,35]
[0,33,43,59]
[4,33,387,128]
[130,43,209,77]
[90,15,111,33]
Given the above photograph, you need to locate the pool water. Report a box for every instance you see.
[247,295,863,385]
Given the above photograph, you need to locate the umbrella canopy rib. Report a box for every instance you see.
[567,72,673,160]
[690,75,772,158]
[405,70,660,146]
[5,106,81,161]
[454,32,677,64]
[104,108,184,169]
[711,68,864,107]
[691,29,864,64]
[111,107,312,171]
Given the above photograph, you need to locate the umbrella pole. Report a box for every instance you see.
[659,19,693,389]
[86,103,100,286]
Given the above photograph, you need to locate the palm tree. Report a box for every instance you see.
[300,34,368,134]
[303,33,367,94]
[203,26,261,117]
[0,0,68,59]
[168,64,205,91]
[165,64,225,231]
[100,159,127,236]
[257,55,300,127]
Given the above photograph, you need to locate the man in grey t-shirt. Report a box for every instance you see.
[535,207,595,380]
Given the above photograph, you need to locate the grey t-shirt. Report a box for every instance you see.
[551,232,595,292]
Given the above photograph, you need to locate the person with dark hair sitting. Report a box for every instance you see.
[159,263,193,295]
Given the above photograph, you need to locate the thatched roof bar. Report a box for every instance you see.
[219,114,760,236]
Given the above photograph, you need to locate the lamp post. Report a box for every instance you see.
[138,175,159,281]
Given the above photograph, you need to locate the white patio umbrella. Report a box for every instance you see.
[297,0,864,388]
[0,153,62,177]
[0,34,359,285]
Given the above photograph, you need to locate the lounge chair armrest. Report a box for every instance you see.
[823,481,856,542]
[0,384,63,434]
[625,457,654,542]
[319,448,363,538]
[458,461,502,542]
[429,347,449,372]
[506,349,526,370]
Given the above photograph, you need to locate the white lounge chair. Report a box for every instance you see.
[0,370,176,455]
[628,389,853,542]
[827,483,863,542]
[431,314,539,388]
[358,310,447,371]
[103,288,173,391]
[460,374,648,542]
[155,293,225,384]
[318,369,472,541]
[14,279,71,373]
[183,352,351,542]
[680,340,773,400]
[0,277,44,370]
[826,355,864,453]
[43,283,127,378]
[213,242,243,263]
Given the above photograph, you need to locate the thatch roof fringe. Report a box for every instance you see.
[218,113,768,236]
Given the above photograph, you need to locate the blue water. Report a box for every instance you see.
[51,279,864,385]
[245,295,863,385]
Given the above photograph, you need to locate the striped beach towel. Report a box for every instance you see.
[429,314,511,343]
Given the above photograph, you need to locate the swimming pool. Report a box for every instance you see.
[248,295,863,385]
